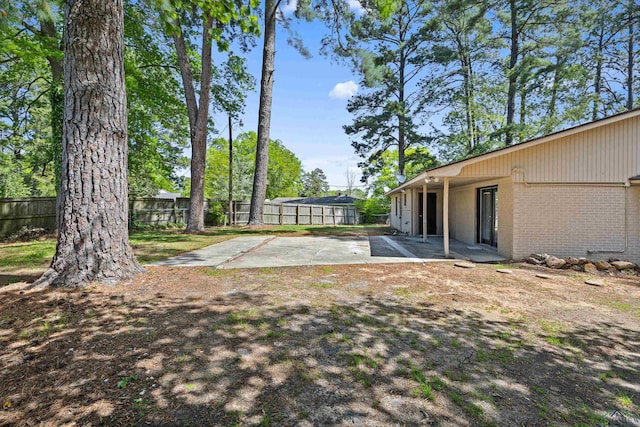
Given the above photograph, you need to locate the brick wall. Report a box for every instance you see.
[512,184,640,262]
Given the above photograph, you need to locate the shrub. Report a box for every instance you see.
[207,201,227,226]
[355,198,390,224]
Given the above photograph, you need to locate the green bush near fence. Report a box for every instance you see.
[207,202,227,226]
[355,198,390,224]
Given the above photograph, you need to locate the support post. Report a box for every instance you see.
[443,177,450,257]
[233,201,237,225]
[280,203,284,225]
[411,189,415,235]
[322,206,326,225]
[422,182,427,242]
[296,204,300,225]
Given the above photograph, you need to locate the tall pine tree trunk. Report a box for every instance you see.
[461,50,475,152]
[519,83,526,142]
[505,0,518,146]
[396,9,407,179]
[398,52,406,178]
[40,15,64,194]
[592,27,604,120]
[248,0,276,225]
[626,0,634,111]
[172,16,214,232]
[35,0,142,287]
[546,56,562,134]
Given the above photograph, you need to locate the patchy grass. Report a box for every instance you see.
[0,225,387,284]
[0,261,638,426]
[494,263,520,270]
[616,392,633,409]
[0,240,57,271]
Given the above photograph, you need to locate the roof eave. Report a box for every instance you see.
[386,108,640,196]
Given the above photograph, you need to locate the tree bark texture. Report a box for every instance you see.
[228,114,234,226]
[173,16,214,232]
[248,0,276,225]
[396,7,407,178]
[35,0,143,287]
[626,1,634,111]
[34,11,64,210]
[505,0,518,146]
[592,27,604,121]
[398,45,406,178]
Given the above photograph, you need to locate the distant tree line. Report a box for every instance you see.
[2,0,637,286]
[327,0,639,183]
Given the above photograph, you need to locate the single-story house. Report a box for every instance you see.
[156,190,182,200]
[386,108,640,262]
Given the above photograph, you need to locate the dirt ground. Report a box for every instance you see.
[0,262,639,426]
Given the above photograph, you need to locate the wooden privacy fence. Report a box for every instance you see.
[0,197,57,237]
[0,197,359,236]
[0,197,199,237]
[128,198,213,226]
[231,201,359,226]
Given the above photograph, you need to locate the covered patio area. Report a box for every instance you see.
[386,172,509,259]
[370,235,508,263]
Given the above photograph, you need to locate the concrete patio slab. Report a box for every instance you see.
[150,234,508,269]
[221,236,439,269]
[398,236,508,263]
[150,235,274,267]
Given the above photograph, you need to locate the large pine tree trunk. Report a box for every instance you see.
[626,0,634,111]
[248,0,276,225]
[592,27,604,121]
[186,16,213,232]
[36,10,64,218]
[173,16,214,232]
[396,10,406,178]
[505,0,518,146]
[34,0,143,287]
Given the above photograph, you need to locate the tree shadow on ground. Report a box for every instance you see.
[0,273,41,286]
[0,285,638,426]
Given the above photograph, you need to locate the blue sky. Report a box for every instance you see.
[212,15,367,190]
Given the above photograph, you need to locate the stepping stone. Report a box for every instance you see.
[496,269,513,274]
[454,261,476,269]
[585,279,604,287]
[536,273,552,279]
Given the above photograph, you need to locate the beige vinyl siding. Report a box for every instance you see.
[450,186,476,244]
[458,118,640,183]
[390,195,401,230]
[498,178,514,258]
[449,178,513,258]
[402,189,414,234]
[391,190,414,234]
[511,184,638,260]
[433,190,443,235]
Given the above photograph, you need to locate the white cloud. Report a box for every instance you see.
[329,80,358,99]
[347,0,366,14]
[282,0,297,13]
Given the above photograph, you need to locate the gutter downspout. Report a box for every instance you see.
[423,182,428,242]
